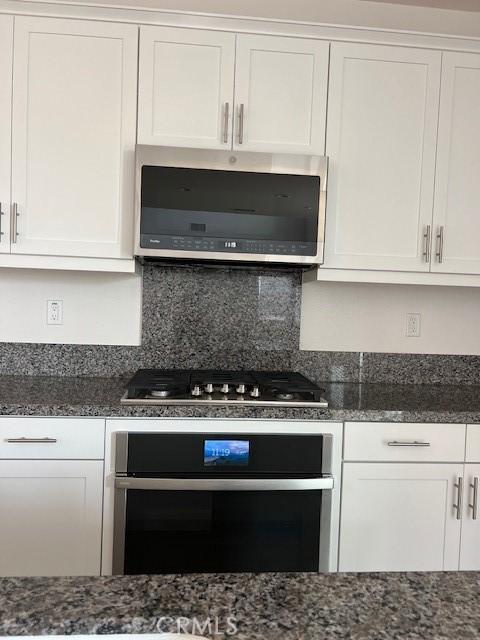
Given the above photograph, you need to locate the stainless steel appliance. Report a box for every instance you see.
[113,432,334,574]
[121,369,328,408]
[135,145,328,265]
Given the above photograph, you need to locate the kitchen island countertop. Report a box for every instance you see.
[1,375,480,423]
[0,572,479,640]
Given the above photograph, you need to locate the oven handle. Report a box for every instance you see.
[115,476,334,491]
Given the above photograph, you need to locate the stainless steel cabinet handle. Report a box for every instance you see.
[115,476,334,492]
[423,225,431,263]
[387,440,431,447]
[469,477,479,520]
[0,201,4,239]
[454,477,463,520]
[11,202,18,243]
[238,103,245,144]
[5,437,57,444]
[436,226,444,263]
[222,102,229,144]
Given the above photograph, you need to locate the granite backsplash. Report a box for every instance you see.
[1,263,480,385]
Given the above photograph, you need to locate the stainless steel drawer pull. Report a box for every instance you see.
[5,437,57,444]
[0,201,4,239]
[387,440,431,447]
[238,103,245,144]
[436,226,444,263]
[222,102,229,144]
[469,477,479,520]
[422,225,431,263]
[454,477,463,520]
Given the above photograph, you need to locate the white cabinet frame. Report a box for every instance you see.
[0,14,13,253]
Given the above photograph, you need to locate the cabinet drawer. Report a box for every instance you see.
[0,418,104,459]
[466,425,480,462]
[344,422,465,462]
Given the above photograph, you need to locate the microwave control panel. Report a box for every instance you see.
[140,234,316,256]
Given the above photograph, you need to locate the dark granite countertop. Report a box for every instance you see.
[0,572,479,639]
[1,375,480,423]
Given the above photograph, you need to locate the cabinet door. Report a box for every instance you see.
[0,460,103,577]
[138,26,235,149]
[460,464,480,570]
[0,15,13,253]
[11,17,137,258]
[324,43,441,272]
[432,52,480,275]
[233,34,329,154]
[339,463,463,572]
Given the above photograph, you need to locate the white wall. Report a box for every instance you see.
[62,0,480,38]
[300,280,480,355]
[0,268,142,345]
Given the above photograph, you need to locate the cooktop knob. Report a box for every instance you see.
[205,383,214,394]
[250,386,260,398]
[191,384,202,397]
[236,384,246,394]
[221,383,230,394]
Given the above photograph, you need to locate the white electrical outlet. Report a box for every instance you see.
[47,300,63,325]
[406,312,421,338]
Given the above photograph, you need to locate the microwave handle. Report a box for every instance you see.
[115,476,333,491]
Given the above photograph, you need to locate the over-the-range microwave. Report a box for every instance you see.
[135,145,328,266]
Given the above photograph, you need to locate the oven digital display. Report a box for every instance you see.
[204,440,250,466]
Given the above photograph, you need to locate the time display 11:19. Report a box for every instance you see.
[203,440,250,466]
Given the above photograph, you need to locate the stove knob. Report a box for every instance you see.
[205,383,214,394]
[191,385,202,397]
[236,384,246,394]
[250,386,260,398]
[221,383,230,394]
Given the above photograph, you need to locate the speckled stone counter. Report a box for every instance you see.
[0,572,479,639]
[1,375,480,423]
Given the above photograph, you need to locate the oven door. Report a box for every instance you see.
[113,477,333,575]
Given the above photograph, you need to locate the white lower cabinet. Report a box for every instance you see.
[339,462,463,572]
[0,459,103,577]
[459,464,480,570]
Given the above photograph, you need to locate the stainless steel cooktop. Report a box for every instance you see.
[121,369,328,408]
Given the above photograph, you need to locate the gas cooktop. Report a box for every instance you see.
[121,369,328,408]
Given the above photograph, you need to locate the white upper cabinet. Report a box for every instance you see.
[431,52,480,275]
[233,34,329,154]
[324,43,441,272]
[137,28,328,153]
[10,17,138,259]
[0,15,13,254]
[138,26,235,148]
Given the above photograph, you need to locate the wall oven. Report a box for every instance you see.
[135,146,328,265]
[113,432,334,574]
